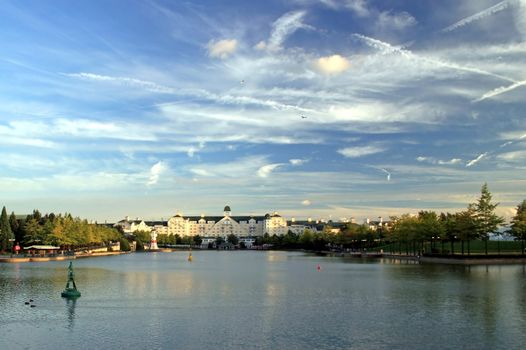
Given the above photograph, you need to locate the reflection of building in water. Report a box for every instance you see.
[115,206,288,243]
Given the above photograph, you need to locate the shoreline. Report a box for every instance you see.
[2,249,525,265]
[0,251,128,263]
[319,251,526,265]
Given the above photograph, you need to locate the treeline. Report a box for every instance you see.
[256,184,526,254]
[387,184,526,255]
[0,208,122,252]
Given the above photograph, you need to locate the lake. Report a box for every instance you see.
[1,251,525,349]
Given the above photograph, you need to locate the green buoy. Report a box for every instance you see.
[61,262,81,298]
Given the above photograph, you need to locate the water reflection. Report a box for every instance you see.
[65,298,77,329]
[0,252,525,350]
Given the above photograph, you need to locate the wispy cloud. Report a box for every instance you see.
[497,150,526,162]
[417,156,463,165]
[289,158,309,166]
[257,163,284,178]
[466,152,488,167]
[338,145,385,158]
[265,11,311,51]
[65,72,177,94]
[376,11,417,31]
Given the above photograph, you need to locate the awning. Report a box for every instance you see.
[23,245,61,250]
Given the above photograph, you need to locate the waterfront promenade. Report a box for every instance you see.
[0,251,126,263]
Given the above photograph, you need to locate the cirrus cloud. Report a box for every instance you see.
[338,145,385,158]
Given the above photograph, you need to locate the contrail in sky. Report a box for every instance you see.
[353,34,516,83]
[474,79,526,102]
[380,168,391,181]
[442,0,513,33]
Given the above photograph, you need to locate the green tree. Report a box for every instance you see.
[215,236,225,246]
[418,211,445,254]
[227,233,239,245]
[455,208,478,255]
[508,200,526,254]
[390,214,419,255]
[135,237,144,251]
[9,212,20,242]
[193,235,203,246]
[119,237,131,251]
[472,183,505,254]
[0,206,14,252]
[299,229,314,248]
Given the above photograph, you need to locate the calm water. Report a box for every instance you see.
[1,251,525,350]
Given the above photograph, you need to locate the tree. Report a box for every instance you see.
[135,237,144,251]
[227,233,239,246]
[299,229,314,248]
[472,183,505,254]
[455,208,478,255]
[508,200,526,255]
[418,211,445,254]
[119,237,131,251]
[0,206,14,252]
[215,236,225,246]
[9,212,19,242]
[193,235,203,246]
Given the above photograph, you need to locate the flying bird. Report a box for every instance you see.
[300,115,307,119]
[380,168,391,181]
[240,79,245,85]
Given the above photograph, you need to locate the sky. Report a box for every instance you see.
[0,0,525,223]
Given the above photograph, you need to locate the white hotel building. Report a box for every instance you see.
[115,205,288,238]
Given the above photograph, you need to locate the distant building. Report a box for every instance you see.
[117,206,288,238]
[114,216,151,234]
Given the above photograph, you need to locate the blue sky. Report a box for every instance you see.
[0,0,525,223]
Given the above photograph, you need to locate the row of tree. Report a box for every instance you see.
[0,208,122,253]
[386,184,526,255]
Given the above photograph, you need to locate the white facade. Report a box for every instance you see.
[114,217,152,234]
[120,206,288,238]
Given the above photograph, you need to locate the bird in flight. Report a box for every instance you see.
[240,79,245,85]
[300,115,307,119]
[380,168,391,181]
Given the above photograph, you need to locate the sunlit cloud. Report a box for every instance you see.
[257,163,284,178]
[207,39,238,59]
[254,40,267,51]
[316,54,350,75]
[147,161,165,186]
